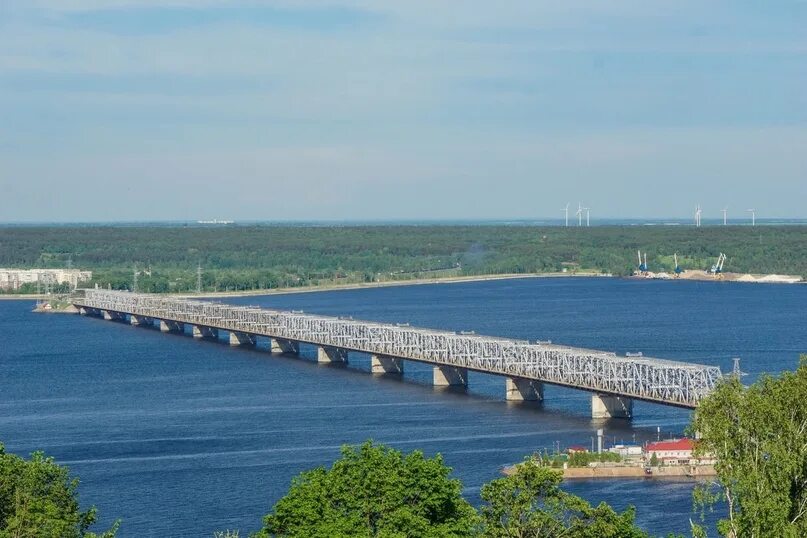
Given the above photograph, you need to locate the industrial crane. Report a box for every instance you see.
[637,250,648,275]
[709,253,727,278]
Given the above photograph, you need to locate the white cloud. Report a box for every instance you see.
[1,1,805,220]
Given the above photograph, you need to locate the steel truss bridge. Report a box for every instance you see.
[71,289,723,418]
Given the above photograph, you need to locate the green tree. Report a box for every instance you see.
[690,355,807,538]
[255,441,477,538]
[0,444,118,538]
[478,460,649,538]
[649,452,659,467]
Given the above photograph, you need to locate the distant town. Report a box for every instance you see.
[0,268,91,292]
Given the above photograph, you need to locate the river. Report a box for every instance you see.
[1,277,805,536]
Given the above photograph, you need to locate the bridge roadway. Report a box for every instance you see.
[71,289,723,419]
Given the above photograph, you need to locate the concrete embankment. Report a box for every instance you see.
[562,465,715,479]
[503,464,716,480]
[31,303,79,314]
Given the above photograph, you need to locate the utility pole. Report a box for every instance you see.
[196,264,202,294]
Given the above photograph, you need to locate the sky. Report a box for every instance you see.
[1,1,806,222]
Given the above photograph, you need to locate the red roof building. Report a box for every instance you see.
[645,438,699,463]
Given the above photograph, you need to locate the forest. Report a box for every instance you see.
[1,224,805,293]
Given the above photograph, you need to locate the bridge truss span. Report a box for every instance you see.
[72,289,723,412]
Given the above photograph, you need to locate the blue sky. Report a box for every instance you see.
[1,1,805,222]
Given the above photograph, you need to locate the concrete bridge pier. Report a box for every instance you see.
[130,315,152,327]
[505,377,544,401]
[271,338,300,355]
[371,355,404,374]
[591,393,633,419]
[159,320,185,333]
[433,366,468,387]
[192,325,219,340]
[102,310,124,321]
[317,346,348,364]
[229,331,256,346]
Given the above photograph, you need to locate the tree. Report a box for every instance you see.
[649,453,659,467]
[690,355,807,537]
[478,460,649,538]
[255,441,477,538]
[0,444,118,538]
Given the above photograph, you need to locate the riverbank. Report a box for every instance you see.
[562,464,715,479]
[7,266,803,303]
[503,463,716,480]
[1,271,607,300]
[633,271,804,284]
[180,271,609,299]
[31,303,79,314]
[0,271,613,300]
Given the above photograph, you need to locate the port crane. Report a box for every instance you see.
[709,253,727,278]
[674,253,683,277]
[637,250,648,274]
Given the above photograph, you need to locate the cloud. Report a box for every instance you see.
[1,1,805,220]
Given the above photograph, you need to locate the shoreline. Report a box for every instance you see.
[4,266,803,301]
[503,464,716,480]
[179,271,608,299]
[1,271,607,301]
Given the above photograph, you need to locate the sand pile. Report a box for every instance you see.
[758,274,802,283]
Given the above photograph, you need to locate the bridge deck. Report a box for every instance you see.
[72,289,723,408]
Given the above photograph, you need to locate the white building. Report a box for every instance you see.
[0,269,92,291]
[608,444,643,458]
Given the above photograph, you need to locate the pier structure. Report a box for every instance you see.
[73,290,723,418]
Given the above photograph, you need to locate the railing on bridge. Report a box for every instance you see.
[72,289,722,410]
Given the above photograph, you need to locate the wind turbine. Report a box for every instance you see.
[694,204,702,227]
[585,207,591,227]
[562,203,569,227]
[576,203,583,227]
[721,207,728,226]
[747,208,756,226]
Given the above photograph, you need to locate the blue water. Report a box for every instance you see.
[1,277,805,536]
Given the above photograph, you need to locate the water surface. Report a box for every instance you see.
[1,277,804,536]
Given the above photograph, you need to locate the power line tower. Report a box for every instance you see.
[196,263,202,294]
[732,357,747,380]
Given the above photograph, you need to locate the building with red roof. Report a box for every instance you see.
[644,438,713,465]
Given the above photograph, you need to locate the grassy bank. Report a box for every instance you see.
[6,271,607,301]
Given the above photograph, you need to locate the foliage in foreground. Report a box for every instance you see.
[0,444,118,538]
[690,355,807,538]
[254,442,477,538]
[255,441,651,538]
[479,460,650,538]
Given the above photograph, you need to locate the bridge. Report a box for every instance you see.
[71,289,723,419]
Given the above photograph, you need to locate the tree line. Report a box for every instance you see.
[1,225,805,293]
